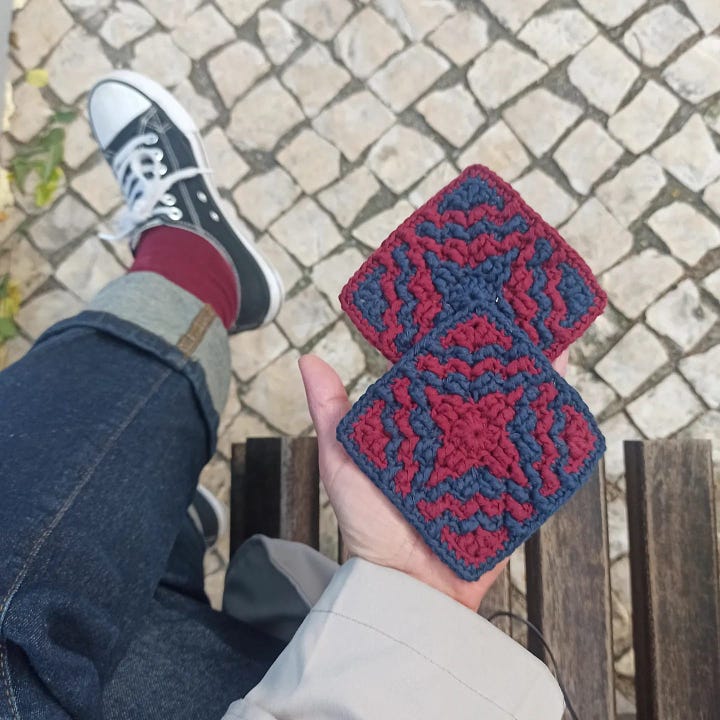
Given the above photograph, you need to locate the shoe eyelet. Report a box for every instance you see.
[154,150,164,161]
[209,210,220,222]
[197,191,208,203]
[158,163,168,176]
[162,193,177,206]
[147,132,159,144]
[169,207,183,221]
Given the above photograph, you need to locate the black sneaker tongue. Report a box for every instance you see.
[103,105,194,172]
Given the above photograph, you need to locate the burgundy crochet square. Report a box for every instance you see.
[337,305,605,580]
[340,165,607,363]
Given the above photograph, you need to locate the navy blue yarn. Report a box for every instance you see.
[525,238,555,349]
[437,176,506,214]
[558,262,596,329]
[415,214,527,245]
[353,265,389,333]
[391,244,421,354]
[337,304,606,581]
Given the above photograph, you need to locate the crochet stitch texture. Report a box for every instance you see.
[338,305,605,580]
[341,165,607,363]
[338,165,607,581]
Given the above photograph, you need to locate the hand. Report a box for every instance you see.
[298,349,570,612]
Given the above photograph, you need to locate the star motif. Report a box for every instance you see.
[424,384,528,491]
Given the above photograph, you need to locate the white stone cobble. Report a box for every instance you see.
[282,44,351,118]
[429,11,489,66]
[318,167,380,228]
[368,45,449,113]
[334,7,404,80]
[258,9,301,66]
[568,36,639,115]
[560,199,633,275]
[602,248,682,319]
[607,81,679,155]
[457,121,530,182]
[645,280,716,351]
[627,373,702,438]
[663,36,720,104]
[282,0,354,42]
[269,197,344,266]
[468,41,548,110]
[312,91,395,162]
[503,89,581,158]
[554,119,624,195]
[276,285,337,346]
[276,129,341,194]
[518,8,597,67]
[596,324,669,398]
[652,114,720,192]
[623,5,698,68]
[647,202,720,266]
[227,78,304,152]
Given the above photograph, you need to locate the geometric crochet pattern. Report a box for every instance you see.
[337,304,606,581]
[341,165,607,363]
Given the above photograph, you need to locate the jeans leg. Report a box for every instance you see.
[0,273,242,719]
[160,515,208,604]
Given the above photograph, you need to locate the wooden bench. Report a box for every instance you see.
[230,438,719,720]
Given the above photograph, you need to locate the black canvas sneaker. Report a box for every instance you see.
[88,70,283,332]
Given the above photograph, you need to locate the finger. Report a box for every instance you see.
[552,348,569,377]
[298,355,354,473]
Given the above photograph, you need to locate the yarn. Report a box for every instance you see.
[337,165,607,580]
[341,165,607,362]
[337,305,605,581]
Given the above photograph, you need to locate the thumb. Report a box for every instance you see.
[298,355,352,471]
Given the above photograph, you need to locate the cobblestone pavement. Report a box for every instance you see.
[4,0,720,709]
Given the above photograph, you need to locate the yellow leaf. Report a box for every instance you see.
[0,280,21,318]
[0,168,13,212]
[26,68,49,88]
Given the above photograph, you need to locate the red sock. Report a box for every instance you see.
[130,226,239,329]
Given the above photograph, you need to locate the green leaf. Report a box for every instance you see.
[39,128,65,182]
[0,317,17,342]
[35,182,53,207]
[10,158,33,191]
[52,109,76,124]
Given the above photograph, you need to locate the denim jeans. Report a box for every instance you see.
[0,273,285,720]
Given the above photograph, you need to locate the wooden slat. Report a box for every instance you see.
[526,464,616,720]
[479,566,512,635]
[230,442,247,555]
[624,440,720,720]
[230,437,320,553]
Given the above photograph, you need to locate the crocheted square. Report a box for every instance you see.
[337,304,605,581]
[340,164,607,363]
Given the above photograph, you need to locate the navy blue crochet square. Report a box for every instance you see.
[340,164,607,363]
[337,304,606,581]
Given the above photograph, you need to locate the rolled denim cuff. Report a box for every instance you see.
[87,272,231,414]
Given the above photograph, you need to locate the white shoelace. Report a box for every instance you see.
[100,131,209,243]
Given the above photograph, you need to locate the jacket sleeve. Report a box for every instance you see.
[222,557,565,720]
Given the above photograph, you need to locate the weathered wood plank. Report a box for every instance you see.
[230,442,247,556]
[526,463,615,720]
[230,438,320,552]
[624,440,720,720]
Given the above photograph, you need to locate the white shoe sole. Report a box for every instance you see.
[195,483,230,543]
[88,69,284,328]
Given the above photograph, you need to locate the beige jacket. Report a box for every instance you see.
[222,555,564,719]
